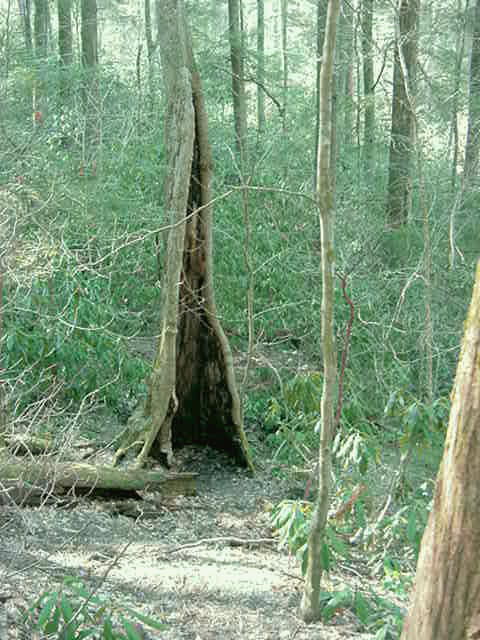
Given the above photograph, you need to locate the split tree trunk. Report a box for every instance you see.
[400,260,480,639]
[115,0,252,471]
[300,0,340,623]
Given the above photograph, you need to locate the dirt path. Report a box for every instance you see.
[0,447,372,639]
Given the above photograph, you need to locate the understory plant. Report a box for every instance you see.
[24,575,166,639]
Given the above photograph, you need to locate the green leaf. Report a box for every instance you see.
[37,593,58,628]
[61,594,75,623]
[353,591,370,626]
[121,617,144,640]
[102,618,116,640]
[322,589,352,621]
[122,606,167,631]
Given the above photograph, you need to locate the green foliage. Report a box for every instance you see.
[3,265,149,412]
[24,575,166,639]
[384,390,449,451]
[260,372,322,465]
[312,586,404,638]
[270,499,350,575]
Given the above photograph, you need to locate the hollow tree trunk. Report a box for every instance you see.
[400,260,480,639]
[114,0,252,471]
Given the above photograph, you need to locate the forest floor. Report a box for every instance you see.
[0,443,379,640]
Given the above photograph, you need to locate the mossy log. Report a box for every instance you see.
[0,459,196,505]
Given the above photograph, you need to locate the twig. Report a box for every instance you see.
[164,536,275,554]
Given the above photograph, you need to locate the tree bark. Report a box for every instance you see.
[228,0,248,168]
[361,0,375,175]
[58,0,72,66]
[385,0,419,227]
[114,0,252,471]
[257,0,266,137]
[81,0,99,156]
[34,0,48,58]
[314,1,328,190]
[19,0,33,52]
[464,0,480,183]
[281,0,288,136]
[0,460,196,500]
[300,0,340,623]
[400,260,480,640]
[57,0,73,100]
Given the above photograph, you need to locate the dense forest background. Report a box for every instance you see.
[0,0,479,637]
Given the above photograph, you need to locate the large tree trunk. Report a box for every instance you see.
[228,0,248,168]
[400,260,480,639]
[385,0,419,227]
[464,0,480,183]
[300,0,340,623]
[114,0,252,471]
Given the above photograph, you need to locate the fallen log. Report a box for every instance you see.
[0,459,197,506]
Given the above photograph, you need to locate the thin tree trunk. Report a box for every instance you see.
[385,0,419,227]
[81,0,99,158]
[449,0,469,193]
[34,0,48,57]
[144,0,156,106]
[338,3,354,150]
[19,0,33,52]
[314,1,328,190]
[281,0,288,136]
[361,0,375,175]
[57,0,73,100]
[257,0,265,138]
[464,0,480,183]
[228,0,248,169]
[300,0,340,623]
[400,260,480,639]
